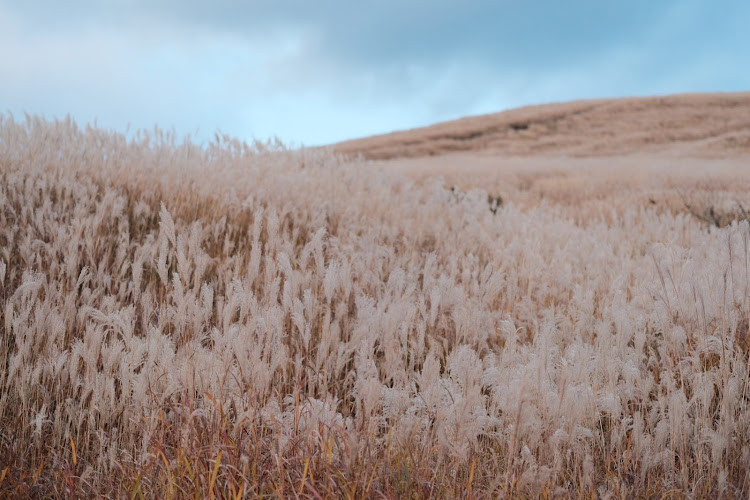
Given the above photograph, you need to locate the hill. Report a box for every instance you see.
[334,92,750,159]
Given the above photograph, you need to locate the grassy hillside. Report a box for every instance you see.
[334,92,750,160]
[1,114,750,497]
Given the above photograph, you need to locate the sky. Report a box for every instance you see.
[1,1,749,146]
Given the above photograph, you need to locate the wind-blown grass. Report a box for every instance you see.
[1,114,749,498]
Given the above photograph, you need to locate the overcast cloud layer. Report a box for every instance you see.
[1,1,749,145]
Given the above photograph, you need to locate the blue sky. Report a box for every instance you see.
[1,1,748,146]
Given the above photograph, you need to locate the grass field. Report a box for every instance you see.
[1,114,750,498]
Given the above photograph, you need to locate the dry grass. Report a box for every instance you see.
[334,92,750,160]
[2,113,750,498]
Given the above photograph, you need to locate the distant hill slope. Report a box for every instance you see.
[333,92,750,159]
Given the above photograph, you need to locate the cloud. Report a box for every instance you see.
[1,1,748,145]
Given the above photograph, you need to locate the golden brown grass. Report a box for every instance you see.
[334,92,750,160]
[1,113,750,498]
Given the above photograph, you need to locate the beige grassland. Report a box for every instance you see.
[1,96,750,497]
[376,152,750,223]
